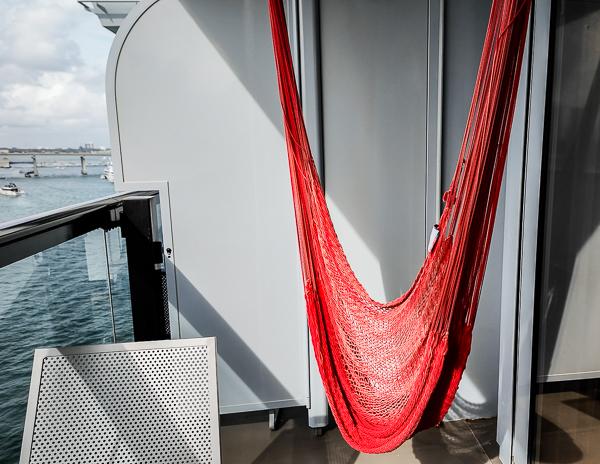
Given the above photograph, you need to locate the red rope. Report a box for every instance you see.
[268,0,531,452]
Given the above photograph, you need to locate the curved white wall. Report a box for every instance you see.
[109,0,310,413]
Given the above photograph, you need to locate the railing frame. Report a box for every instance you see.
[0,191,170,341]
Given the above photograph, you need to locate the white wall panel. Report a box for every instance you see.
[110,0,309,413]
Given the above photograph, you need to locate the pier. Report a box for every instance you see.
[0,152,110,176]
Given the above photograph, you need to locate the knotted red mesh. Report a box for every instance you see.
[268,0,531,453]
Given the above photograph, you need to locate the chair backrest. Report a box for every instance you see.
[20,338,221,463]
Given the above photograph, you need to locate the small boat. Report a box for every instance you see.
[100,161,114,183]
[0,182,24,196]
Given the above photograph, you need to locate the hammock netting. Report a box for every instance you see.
[268,0,531,453]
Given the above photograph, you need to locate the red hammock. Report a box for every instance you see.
[268,0,531,453]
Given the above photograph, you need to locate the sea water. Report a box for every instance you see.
[0,162,134,463]
[0,161,115,223]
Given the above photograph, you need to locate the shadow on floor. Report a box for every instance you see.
[533,414,583,464]
[220,409,499,464]
[220,408,358,464]
[563,397,600,421]
[412,419,497,464]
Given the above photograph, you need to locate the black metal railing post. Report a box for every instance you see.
[121,194,171,341]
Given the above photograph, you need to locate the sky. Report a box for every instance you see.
[0,0,114,149]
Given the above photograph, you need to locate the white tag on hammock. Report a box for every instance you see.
[428,224,440,253]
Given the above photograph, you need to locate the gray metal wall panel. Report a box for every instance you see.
[319,0,428,301]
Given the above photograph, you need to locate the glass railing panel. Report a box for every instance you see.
[104,227,134,343]
[0,228,128,463]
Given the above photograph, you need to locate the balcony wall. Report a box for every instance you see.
[108,0,507,421]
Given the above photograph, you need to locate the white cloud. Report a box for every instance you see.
[0,71,107,126]
[0,0,114,147]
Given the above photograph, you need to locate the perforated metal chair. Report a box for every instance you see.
[20,338,221,463]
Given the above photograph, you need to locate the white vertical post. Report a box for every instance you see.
[426,0,444,237]
[510,2,551,463]
[299,0,328,430]
[497,21,532,464]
